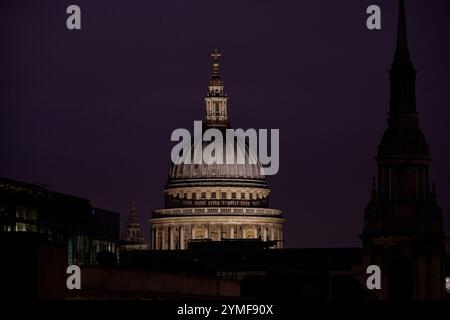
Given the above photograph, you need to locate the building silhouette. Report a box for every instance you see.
[0,176,120,266]
[362,0,446,300]
[150,50,284,250]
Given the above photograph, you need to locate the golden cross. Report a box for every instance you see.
[210,49,222,61]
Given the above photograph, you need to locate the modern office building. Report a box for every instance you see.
[0,176,120,265]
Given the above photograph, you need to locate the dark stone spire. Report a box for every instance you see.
[389,0,417,117]
[378,0,429,161]
[362,0,446,301]
[378,0,432,199]
[395,0,410,62]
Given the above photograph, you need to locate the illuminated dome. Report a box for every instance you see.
[150,50,284,250]
[168,136,266,185]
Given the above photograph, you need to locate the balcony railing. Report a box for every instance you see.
[164,198,269,209]
[153,207,282,217]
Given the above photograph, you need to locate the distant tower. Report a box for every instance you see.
[122,202,148,250]
[362,0,446,300]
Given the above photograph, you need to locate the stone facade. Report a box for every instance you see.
[151,215,283,250]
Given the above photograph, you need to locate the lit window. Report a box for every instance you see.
[446,277,450,293]
[16,206,26,219]
[15,222,27,232]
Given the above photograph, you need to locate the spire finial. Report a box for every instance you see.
[210,49,222,77]
[210,49,222,62]
[130,201,137,216]
[126,201,138,225]
[395,0,410,58]
[388,0,417,116]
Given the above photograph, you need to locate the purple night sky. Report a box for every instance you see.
[1,0,449,248]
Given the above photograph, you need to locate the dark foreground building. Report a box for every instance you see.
[122,240,367,300]
[0,176,120,265]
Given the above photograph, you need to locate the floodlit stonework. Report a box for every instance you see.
[150,50,284,250]
[123,202,148,251]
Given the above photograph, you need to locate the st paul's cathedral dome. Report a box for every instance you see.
[150,50,284,250]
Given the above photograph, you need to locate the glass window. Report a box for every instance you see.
[16,206,26,219]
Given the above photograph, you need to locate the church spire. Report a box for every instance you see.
[395,0,410,61]
[362,1,446,300]
[377,0,430,199]
[204,49,229,128]
[122,201,148,250]
[389,0,417,117]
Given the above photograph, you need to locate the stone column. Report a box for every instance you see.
[156,228,161,250]
[151,228,154,250]
[280,228,283,248]
[180,227,185,250]
[170,226,174,250]
[230,226,234,239]
[277,229,281,248]
[161,227,166,250]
